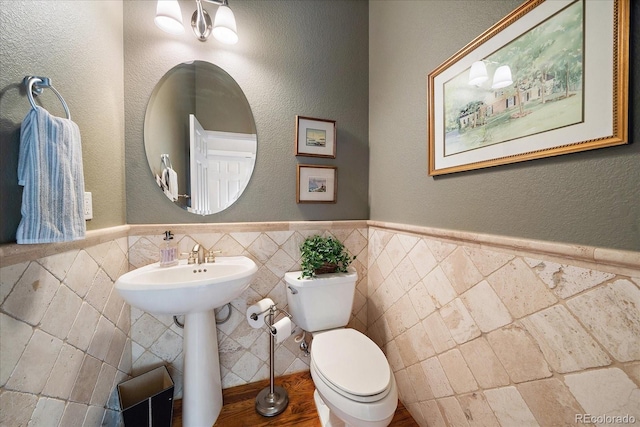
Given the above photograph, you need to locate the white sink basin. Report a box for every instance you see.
[115,255,258,427]
[115,256,258,314]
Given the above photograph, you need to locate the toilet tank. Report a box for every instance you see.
[284,269,357,332]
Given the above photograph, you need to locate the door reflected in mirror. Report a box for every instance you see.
[144,61,257,215]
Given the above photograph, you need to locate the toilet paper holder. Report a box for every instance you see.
[249,301,291,417]
[249,304,292,336]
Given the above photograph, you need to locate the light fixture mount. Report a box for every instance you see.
[191,3,212,41]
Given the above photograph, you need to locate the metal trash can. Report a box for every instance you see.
[118,366,174,427]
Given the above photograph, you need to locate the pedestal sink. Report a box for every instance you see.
[115,256,258,427]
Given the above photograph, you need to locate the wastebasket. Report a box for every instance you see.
[118,366,174,427]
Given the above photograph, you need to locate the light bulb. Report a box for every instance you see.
[468,61,489,86]
[212,5,238,44]
[492,65,513,89]
[155,0,184,35]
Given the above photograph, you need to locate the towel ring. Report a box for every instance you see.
[23,76,71,120]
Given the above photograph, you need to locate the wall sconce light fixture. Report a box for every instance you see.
[155,0,238,45]
[468,61,513,89]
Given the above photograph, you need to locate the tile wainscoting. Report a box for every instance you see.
[1,220,638,426]
[367,222,639,426]
[0,232,131,426]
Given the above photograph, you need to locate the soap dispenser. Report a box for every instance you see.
[159,231,178,267]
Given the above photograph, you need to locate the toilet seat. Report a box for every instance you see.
[311,329,391,403]
[311,359,391,404]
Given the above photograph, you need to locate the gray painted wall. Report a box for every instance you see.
[0,1,125,244]
[125,0,370,224]
[369,0,639,251]
[2,0,636,251]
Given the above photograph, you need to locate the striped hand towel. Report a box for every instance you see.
[17,106,86,244]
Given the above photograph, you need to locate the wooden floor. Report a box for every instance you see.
[172,371,418,427]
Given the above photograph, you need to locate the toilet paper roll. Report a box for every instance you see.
[271,317,292,344]
[246,298,274,329]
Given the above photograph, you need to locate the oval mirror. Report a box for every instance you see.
[144,61,257,215]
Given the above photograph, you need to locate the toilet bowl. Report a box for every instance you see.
[284,271,398,427]
[310,328,398,427]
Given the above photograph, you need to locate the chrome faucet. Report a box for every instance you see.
[189,244,221,264]
[191,243,205,264]
[188,243,222,264]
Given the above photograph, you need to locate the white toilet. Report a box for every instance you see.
[285,270,398,427]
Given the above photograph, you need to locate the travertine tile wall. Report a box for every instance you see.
[3,221,636,427]
[367,225,640,427]
[127,225,369,397]
[0,238,131,427]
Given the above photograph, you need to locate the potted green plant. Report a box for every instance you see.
[299,235,355,279]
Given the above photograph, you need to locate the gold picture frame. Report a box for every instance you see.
[295,115,337,158]
[296,164,337,203]
[427,0,629,176]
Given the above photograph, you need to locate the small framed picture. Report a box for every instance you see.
[295,115,336,158]
[297,164,337,204]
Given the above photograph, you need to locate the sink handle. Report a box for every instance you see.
[205,250,222,263]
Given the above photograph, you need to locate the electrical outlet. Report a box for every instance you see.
[84,192,93,220]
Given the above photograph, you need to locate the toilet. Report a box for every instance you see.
[285,270,398,427]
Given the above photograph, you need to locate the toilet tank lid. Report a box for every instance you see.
[284,270,357,287]
[312,328,390,397]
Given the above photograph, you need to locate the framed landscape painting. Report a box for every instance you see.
[296,164,337,203]
[295,115,337,158]
[428,0,629,175]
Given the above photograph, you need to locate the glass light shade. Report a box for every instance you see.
[468,61,489,86]
[492,65,513,89]
[212,5,238,44]
[155,0,184,35]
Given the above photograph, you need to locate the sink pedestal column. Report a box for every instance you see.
[182,310,222,427]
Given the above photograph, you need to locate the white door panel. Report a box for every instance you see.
[188,114,211,215]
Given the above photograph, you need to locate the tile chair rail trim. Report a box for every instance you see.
[368,221,640,276]
[1,221,637,275]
